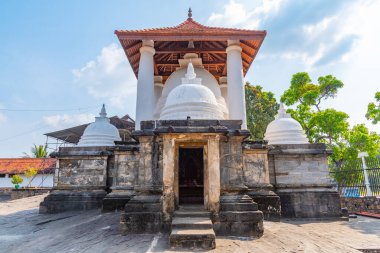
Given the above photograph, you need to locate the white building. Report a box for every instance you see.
[0,158,55,188]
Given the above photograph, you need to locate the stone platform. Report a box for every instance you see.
[39,189,107,214]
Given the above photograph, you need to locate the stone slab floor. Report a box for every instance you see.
[0,194,379,253]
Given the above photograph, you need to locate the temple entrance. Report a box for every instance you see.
[178,148,204,204]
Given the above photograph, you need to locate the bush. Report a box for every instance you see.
[11,175,23,185]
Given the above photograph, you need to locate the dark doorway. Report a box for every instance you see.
[178,148,204,204]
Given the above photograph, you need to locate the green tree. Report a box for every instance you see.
[366,91,380,124]
[330,124,380,168]
[280,72,380,171]
[245,83,279,140]
[281,72,348,146]
[23,144,48,158]
[24,167,38,187]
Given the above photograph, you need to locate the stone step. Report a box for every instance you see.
[174,210,210,218]
[170,228,216,250]
[171,217,213,230]
[178,204,205,212]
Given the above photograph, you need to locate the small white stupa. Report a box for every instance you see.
[264,103,309,145]
[160,61,224,120]
[77,104,121,146]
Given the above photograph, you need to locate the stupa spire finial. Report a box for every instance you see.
[276,103,290,119]
[188,8,192,20]
[99,104,107,118]
[185,61,196,80]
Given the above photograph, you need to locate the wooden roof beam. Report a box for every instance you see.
[156,63,225,66]
[156,48,226,54]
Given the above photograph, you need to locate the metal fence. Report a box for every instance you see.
[329,157,380,197]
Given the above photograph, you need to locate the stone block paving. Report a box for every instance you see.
[1,195,380,253]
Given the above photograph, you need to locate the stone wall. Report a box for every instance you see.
[11,188,50,200]
[269,144,341,219]
[341,197,380,214]
[242,148,269,187]
[40,147,111,213]
[57,157,108,188]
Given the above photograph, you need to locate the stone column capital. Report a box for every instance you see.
[226,44,242,53]
[140,45,156,55]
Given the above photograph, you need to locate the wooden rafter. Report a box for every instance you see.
[116,17,266,82]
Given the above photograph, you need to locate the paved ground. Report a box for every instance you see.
[0,194,379,253]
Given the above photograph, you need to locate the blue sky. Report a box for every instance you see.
[0,0,379,157]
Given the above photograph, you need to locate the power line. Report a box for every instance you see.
[0,124,50,142]
[0,105,100,112]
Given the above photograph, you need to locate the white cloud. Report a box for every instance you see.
[72,43,137,108]
[43,113,94,128]
[0,113,7,124]
[207,0,285,29]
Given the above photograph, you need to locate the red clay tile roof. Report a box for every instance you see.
[115,17,266,83]
[115,18,266,37]
[0,158,56,174]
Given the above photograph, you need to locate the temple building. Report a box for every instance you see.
[40,9,342,250]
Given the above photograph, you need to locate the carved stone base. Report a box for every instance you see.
[39,190,107,214]
[248,189,281,221]
[277,189,341,218]
[102,190,135,212]
[213,195,264,237]
[120,194,169,234]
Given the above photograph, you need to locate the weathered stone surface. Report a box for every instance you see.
[113,151,139,188]
[170,206,215,250]
[243,149,270,186]
[278,190,341,218]
[249,191,281,221]
[220,136,246,191]
[39,190,107,214]
[341,197,380,214]
[170,229,216,250]
[3,195,380,253]
[11,188,50,200]
[134,136,163,193]
[214,195,264,237]
[269,144,341,219]
[102,190,134,212]
[121,194,168,233]
[57,158,108,188]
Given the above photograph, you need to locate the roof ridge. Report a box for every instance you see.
[115,18,265,33]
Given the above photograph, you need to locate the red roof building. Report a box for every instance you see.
[0,158,56,175]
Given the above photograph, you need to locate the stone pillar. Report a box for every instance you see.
[154,76,164,119]
[207,135,221,213]
[162,135,176,220]
[102,147,139,212]
[135,40,155,130]
[219,77,228,102]
[135,136,158,192]
[226,40,247,129]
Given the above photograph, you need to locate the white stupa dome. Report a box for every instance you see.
[264,104,309,145]
[77,104,121,146]
[159,62,224,120]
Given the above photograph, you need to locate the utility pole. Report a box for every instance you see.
[358,152,372,196]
